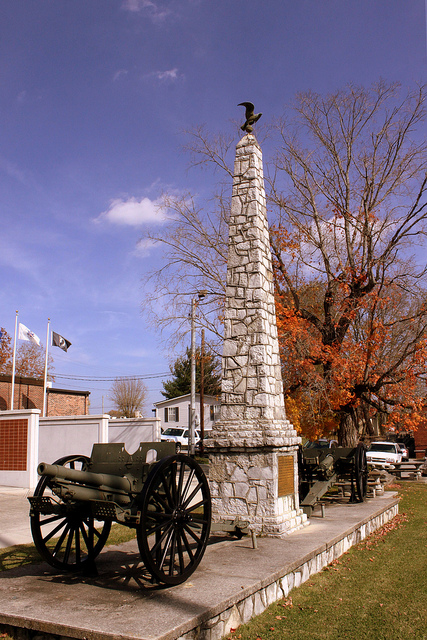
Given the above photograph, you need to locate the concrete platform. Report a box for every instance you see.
[0,487,33,549]
[0,491,399,640]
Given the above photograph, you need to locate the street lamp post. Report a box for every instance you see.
[189,291,206,455]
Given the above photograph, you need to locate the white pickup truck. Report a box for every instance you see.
[160,427,201,452]
[366,441,402,468]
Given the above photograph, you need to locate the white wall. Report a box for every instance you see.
[108,417,161,454]
[38,415,109,464]
[0,412,161,488]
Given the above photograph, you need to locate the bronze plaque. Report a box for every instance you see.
[278,455,294,497]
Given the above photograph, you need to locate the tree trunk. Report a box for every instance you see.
[338,409,359,447]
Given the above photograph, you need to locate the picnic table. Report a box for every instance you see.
[390,461,424,479]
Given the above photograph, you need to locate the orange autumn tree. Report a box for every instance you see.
[274,274,427,444]
[0,328,54,379]
[270,81,427,445]
[0,327,13,374]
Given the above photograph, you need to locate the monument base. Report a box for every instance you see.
[207,444,308,537]
[207,418,302,449]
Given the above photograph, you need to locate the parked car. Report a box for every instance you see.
[160,427,201,452]
[366,441,402,468]
[304,438,338,449]
[396,443,409,461]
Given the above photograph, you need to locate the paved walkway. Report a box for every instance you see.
[0,490,400,640]
[0,487,33,549]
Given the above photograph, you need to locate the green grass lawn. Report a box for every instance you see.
[225,483,427,640]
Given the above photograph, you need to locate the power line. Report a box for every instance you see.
[53,372,169,382]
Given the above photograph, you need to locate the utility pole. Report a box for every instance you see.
[199,328,205,455]
[190,297,196,456]
[190,291,206,455]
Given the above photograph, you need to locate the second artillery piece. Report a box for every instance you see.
[298,442,368,516]
[28,442,211,585]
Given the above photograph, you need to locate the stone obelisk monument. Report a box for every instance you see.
[206,103,307,536]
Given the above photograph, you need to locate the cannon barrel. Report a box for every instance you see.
[318,453,334,474]
[37,462,132,494]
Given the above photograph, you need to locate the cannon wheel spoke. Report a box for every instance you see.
[137,454,211,586]
[30,454,111,571]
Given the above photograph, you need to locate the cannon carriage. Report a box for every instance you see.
[298,443,368,516]
[28,442,211,586]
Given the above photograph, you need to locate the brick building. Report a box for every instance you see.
[414,415,427,457]
[0,374,90,416]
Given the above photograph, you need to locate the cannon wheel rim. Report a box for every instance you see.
[137,454,211,586]
[30,454,111,571]
[355,444,368,502]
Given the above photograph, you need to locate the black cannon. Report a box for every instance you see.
[298,443,368,516]
[28,442,211,585]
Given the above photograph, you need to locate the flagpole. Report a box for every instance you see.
[10,311,18,410]
[42,318,50,417]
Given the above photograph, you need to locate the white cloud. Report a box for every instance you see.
[113,69,129,82]
[133,238,159,257]
[156,68,179,81]
[122,0,153,11]
[143,68,183,83]
[96,197,168,226]
[0,155,34,187]
[122,0,171,22]
[0,236,42,280]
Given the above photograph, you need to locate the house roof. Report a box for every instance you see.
[154,393,220,407]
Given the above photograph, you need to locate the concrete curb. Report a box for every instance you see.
[0,492,399,640]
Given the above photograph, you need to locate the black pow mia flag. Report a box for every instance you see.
[52,331,72,352]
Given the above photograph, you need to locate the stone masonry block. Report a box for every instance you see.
[239,597,254,624]
[234,482,249,498]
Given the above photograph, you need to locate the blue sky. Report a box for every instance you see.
[1,0,426,414]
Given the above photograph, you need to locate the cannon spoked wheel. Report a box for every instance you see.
[137,454,211,586]
[30,454,111,571]
[355,443,368,502]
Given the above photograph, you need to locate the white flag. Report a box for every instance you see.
[18,323,41,346]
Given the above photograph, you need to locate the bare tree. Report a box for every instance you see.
[15,342,54,379]
[141,196,229,355]
[109,378,148,418]
[140,126,240,352]
[140,82,427,444]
